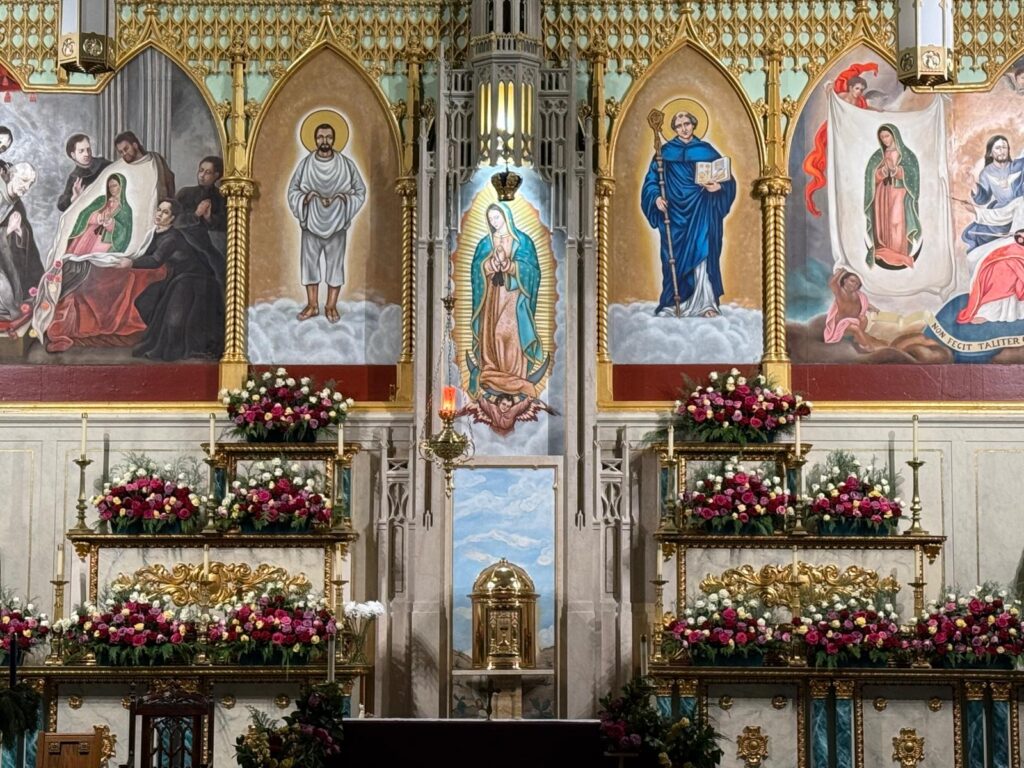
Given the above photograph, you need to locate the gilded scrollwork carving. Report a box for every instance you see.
[891,728,925,767]
[736,725,769,768]
[700,563,900,609]
[94,724,117,768]
[111,563,310,606]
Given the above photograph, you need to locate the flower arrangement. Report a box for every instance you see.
[212,583,336,665]
[792,596,902,668]
[680,460,790,535]
[910,587,1024,668]
[675,368,812,444]
[340,600,385,664]
[57,592,197,666]
[806,452,903,534]
[216,458,331,532]
[662,592,781,663]
[235,682,346,768]
[220,367,354,442]
[598,677,723,768]
[0,593,50,662]
[92,461,203,533]
[0,684,41,744]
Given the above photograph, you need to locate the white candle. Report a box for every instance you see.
[655,544,663,580]
[80,413,88,457]
[327,635,336,683]
[79,572,87,606]
[912,415,919,460]
[56,544,64,581]
[209,414,216,459]
[667,425,674,456]
[640,635,649,678]
[202,545,210,581]
[794,415,802,458]
[338,422,345,457]
[792,547,799,574]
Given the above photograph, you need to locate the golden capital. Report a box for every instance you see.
[228,39,248,64]
[990,681,1011,701]
[809,679,832,698]
[760,44,784,63]
[833,680,855,699]
[220,177,258,199]
[964,681,987,700]
[395,176,417,198]
[596,176,616,198]
[755,175,792,198]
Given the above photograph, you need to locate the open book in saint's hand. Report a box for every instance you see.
[695,156,732,185]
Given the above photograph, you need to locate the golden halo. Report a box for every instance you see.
[299,109,350,153]
[659,98,709,141]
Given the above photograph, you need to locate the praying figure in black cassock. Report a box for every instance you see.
[114,198,224,361]
[175,155,226,255]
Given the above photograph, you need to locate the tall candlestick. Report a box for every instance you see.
[338,422,345,457]
[56,544,64,581]
[209,414,216,459]
[794,415,802,458]
[80,413,88,457]
[202,545,210,581]
[912,414,919,461]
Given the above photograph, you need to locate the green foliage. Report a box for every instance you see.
[0,683,40,743]
[598,677,723,768]
[806,449,901,497]
[235,682,345,768]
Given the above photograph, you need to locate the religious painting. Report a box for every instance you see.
[248,50,403,377]
[452,172,558,443]
[787,48,1024,398]
[0,48,223,400]
[450,465,556,718]
[607,44,763,380]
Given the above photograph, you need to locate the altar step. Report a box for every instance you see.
[340,719,606,767]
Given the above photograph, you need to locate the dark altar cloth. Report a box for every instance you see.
[337,718,606,767]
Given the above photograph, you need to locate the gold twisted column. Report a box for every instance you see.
[596,176,615,400]
[220,178,257,390]
[397,177,417,378]
[756,44,791,389]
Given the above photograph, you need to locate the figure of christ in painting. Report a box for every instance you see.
[641,111,737,317]
[463,202,553,436]
[961,136,1024,252]
[111,199,224,361]
[824,269,882,351]
[802,63,880,216]
[865,124,921,270]
[43,175,167,353]
[957,229,1024,324]
[0,162,42,329]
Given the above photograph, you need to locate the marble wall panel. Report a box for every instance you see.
[705,683,799,768]
[860,684,955,768]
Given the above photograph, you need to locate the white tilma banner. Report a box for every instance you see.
[827,93,957,311]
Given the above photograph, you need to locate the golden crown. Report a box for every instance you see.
[490,169,522,201]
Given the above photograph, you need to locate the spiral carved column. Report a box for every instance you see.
[595,176,615,365]
[396,177,416,366]
[220,177,257,388]
[755,175,791,388]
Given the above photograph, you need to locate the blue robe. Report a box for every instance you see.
[469,202,543,397]
[641,136,736,314]
[962,158,1024,251]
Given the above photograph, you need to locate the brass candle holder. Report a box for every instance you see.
[70,456,94,533]
[904,457,929,536]
[44,578,69,666]
[202,455,219,535]
[194,574,214,666]
[786,562,808,667]
[788,454,809,536]
[650,576,667,664]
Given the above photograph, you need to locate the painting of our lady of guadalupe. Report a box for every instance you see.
[454,194,557,437]
[0,49,224,380]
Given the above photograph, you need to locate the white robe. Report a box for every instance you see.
[286,152,366,239]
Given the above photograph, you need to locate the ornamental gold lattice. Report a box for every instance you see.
[111,563,309,606]
[700,563,900,608]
